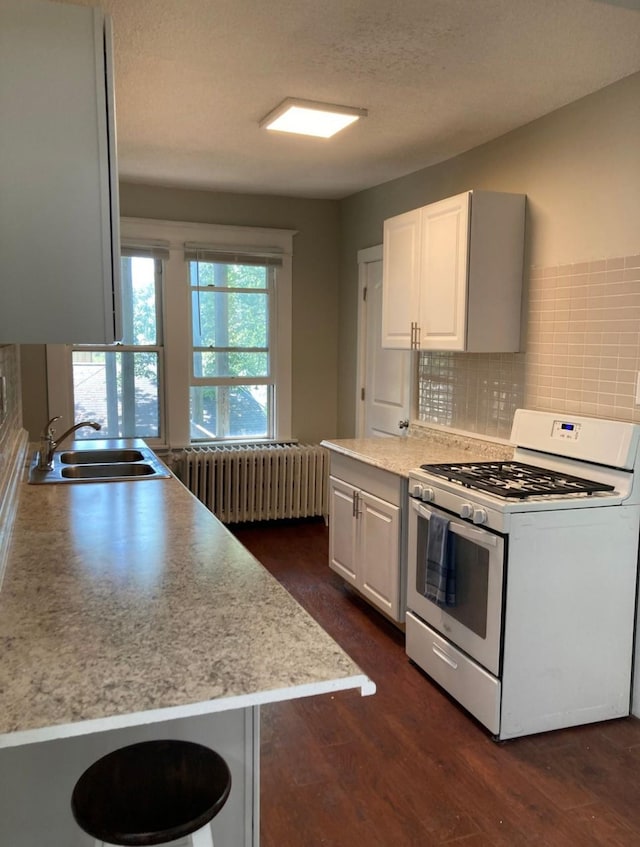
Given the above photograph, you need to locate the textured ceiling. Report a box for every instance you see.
[57,0,640,199]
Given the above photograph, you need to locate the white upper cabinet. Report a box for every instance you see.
[419,193,470,350]
[381,209,421,349]
[382,190,525,352]
[0,0,121,343]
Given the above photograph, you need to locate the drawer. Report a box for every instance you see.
[328,453,403,506]
[405,611,501,735]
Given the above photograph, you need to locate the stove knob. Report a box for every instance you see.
[411,483,423,499]
[420,487,434,503]
[460,503,473,519]
[472,508,488,525]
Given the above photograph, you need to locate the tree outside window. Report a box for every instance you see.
[189,259,274,440]
[71,255,163,439]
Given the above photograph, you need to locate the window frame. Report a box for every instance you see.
[46,217,295,449]
[189,258,276,441]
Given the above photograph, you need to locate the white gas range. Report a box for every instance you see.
[405,409,640,740]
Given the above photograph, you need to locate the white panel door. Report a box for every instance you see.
[358,491,400,619]
[381,209,421,349]
[362,255,412,437]
[419,192,470,350]
[328,476,358,586]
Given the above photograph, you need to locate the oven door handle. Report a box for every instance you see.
[411,499,499,547]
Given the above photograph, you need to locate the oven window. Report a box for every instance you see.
[416,515,490,639]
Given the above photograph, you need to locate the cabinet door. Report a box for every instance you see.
[419,192,470,350]
[0,0,120,343]
[358,491,400,619]
[381,209,421,349]
[328,477,358,586]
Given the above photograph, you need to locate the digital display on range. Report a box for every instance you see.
[552,419,581,439]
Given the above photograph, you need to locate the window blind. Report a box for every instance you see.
[184,242,284,267]
[121,239,170,260]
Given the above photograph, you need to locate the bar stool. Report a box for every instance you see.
[71,739,232,846]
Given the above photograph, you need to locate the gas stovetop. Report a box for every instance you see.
[420,461,616,500]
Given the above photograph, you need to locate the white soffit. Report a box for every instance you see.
[57,0,640,199]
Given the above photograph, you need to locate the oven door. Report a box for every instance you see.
[407,497,505,676]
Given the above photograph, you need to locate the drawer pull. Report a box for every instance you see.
[432,643,458,670]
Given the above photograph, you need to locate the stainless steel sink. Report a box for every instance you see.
[28,440,171,484]
[61,463,157,479]
[60,449,145,465]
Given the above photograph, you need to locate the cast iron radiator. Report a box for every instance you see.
[177,443,329,523]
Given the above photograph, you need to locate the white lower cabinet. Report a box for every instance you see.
[328,453,405,622]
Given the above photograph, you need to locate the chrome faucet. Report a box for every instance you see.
[38,416,102,470]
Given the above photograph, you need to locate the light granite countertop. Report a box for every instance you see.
[0,446,373,748]
[321,426,514,478]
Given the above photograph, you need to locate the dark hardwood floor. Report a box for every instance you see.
[231,519,640,847]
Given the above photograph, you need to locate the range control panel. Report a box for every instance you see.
[511,409,639,472]
[551,420,582,441]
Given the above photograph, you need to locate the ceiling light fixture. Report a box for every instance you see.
[259,98,367,139]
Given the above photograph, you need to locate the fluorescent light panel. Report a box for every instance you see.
[260,98,367,139]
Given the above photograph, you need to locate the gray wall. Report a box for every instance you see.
[337,71,640,436]
[21,71,640,443]
[21,186,341,444]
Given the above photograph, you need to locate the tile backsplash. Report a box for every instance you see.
[418,252,640,440]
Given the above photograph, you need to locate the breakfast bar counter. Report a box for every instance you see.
[0,440,373,845]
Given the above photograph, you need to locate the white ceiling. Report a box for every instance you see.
[58,0,640,199]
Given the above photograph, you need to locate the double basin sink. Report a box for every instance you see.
[28,439,171,484]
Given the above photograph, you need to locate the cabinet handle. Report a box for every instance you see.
[352,490,358,518]
[410,321,421,350]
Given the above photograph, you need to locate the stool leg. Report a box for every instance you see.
[191,823,214,847]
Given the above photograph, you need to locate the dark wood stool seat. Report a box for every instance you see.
[71,739,232,846]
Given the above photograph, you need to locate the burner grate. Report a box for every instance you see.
[420,461,615,499]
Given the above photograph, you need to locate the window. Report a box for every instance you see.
[188,249,281,440]
[70,252,164,440]
[47,219,294,448]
